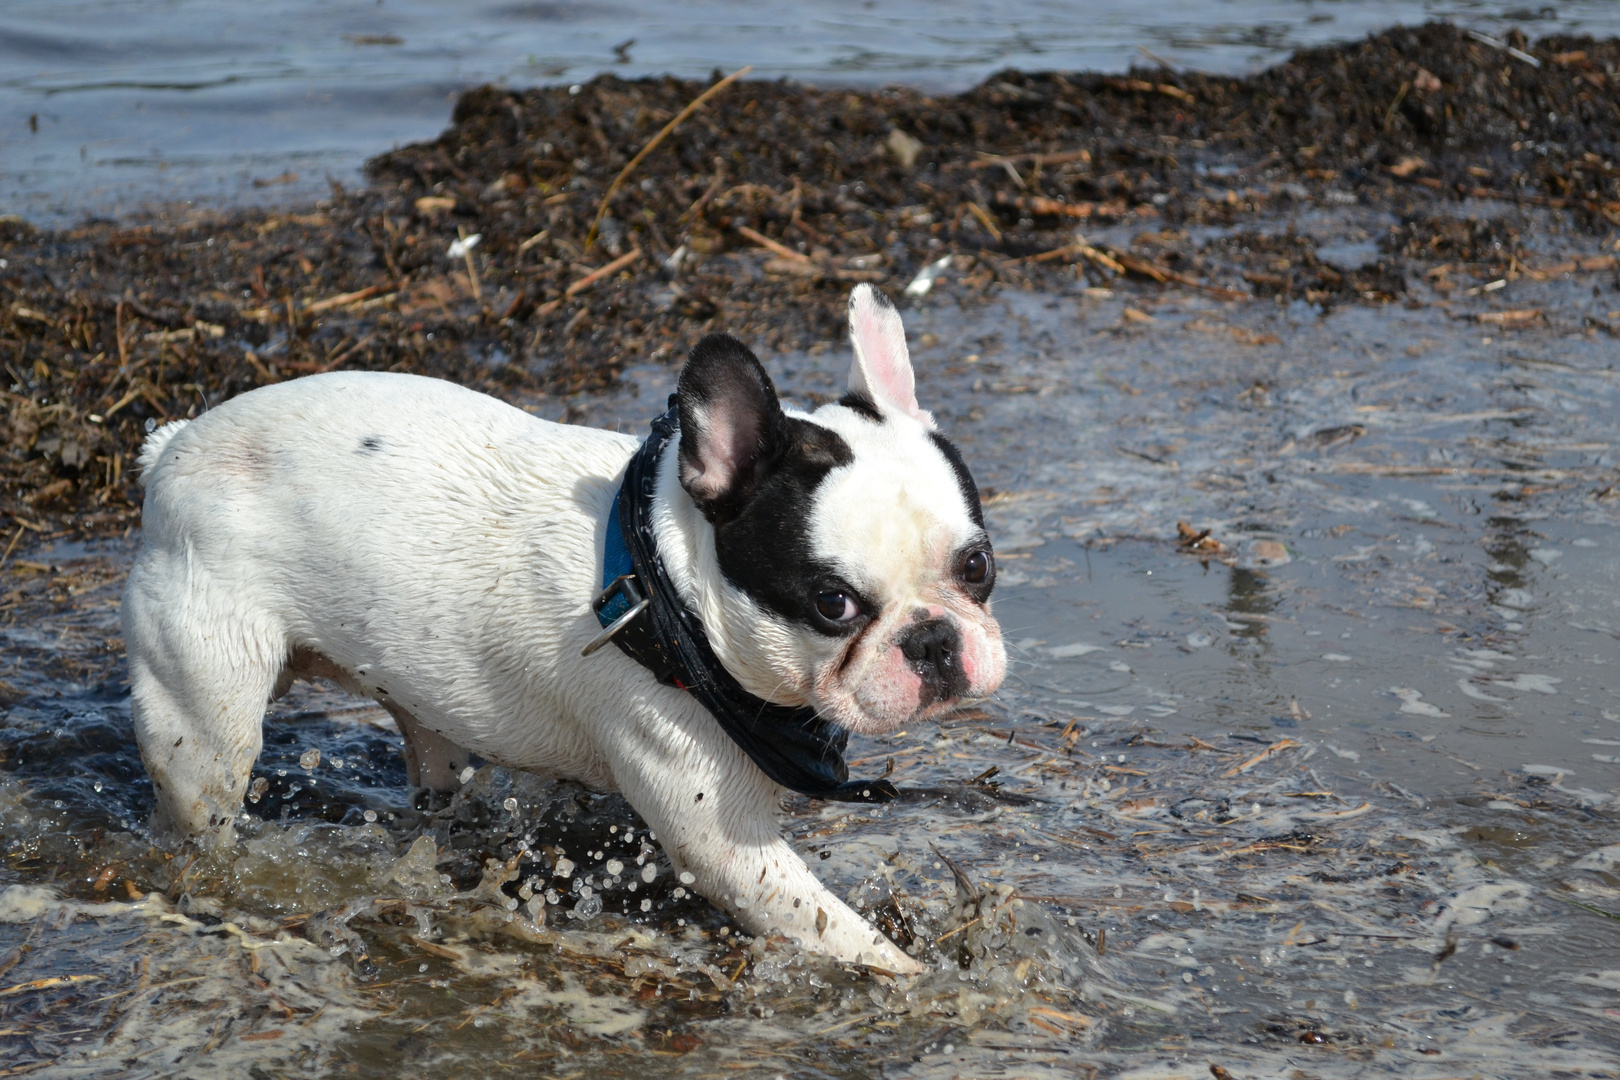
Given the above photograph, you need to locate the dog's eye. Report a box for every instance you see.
[962,550,992,584]
[815,590,860,623]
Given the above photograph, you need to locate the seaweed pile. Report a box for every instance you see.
[2,21,1617,541]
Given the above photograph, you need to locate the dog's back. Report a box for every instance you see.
[124,371,635,843]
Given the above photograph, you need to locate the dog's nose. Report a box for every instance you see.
[898,618,968,706]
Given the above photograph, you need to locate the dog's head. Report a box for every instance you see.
[674,285,1006,734]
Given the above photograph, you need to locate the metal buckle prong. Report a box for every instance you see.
[582,573,650,657]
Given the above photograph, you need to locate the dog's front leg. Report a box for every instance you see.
[603,706,924,974]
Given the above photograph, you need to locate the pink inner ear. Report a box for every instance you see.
[681,403,744,500]
[848,286,929,423]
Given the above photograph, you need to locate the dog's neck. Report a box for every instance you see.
[648,434,812,707]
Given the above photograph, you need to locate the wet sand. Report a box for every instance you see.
[2,21,1620,1079]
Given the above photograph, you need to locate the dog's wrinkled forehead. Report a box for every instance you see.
[803,405,985,586]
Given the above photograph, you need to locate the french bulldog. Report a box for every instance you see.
[122,284,1006,972]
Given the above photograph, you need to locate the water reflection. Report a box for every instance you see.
[1224,565,1277,645]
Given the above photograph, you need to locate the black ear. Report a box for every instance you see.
[677,334,787,521]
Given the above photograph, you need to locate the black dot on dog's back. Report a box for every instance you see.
[358,436,382,453]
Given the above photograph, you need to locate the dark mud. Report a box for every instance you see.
[3,21,1620,540]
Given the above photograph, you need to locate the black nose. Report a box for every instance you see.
[898,618,968,706]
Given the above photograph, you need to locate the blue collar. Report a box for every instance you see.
[582,402,896,804]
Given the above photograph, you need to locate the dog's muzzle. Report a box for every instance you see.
[898,617,968,707]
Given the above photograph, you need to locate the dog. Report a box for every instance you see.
[122,284,1006,972]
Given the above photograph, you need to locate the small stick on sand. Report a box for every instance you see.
[736,224,809,262]
[0,973,102,997]
[585,66,752,252]
[1222,737,1300,777]
[457,226,482,303]
[564,247,643,298]
[0,525,24,574]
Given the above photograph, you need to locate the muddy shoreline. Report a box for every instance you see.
[3,21,1618,546]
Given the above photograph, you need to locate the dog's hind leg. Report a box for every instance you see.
[384,703,471,792]
[271,648,469,791]
[124,562,280,849]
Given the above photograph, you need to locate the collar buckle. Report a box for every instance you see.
[582,572,651,657]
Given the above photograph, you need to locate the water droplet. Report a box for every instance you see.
[641,863,657,883]
[459,766,475,784]
[363,809,377,822]
[679,871,695,885]
[93,780,103,792]
[299,748,321,770]
[605,859,624,876]
[575,894,603,920]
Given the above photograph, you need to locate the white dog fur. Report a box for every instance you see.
[123,285,1005,972]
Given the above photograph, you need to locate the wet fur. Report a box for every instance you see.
[122,286,1005,973]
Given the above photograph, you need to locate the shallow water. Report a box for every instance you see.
[8,0,1620,224]
[2,203,1619,1076]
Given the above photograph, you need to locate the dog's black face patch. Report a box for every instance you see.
[677,333,859,632]
[927,431,985,530]
[836,392,883,422]
[712,415,858,633]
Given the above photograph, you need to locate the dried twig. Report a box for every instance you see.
[0,525,24,575]
[949,148,1092,172]
[585,66,752,251]
[1105,246,1250,300]
[963,202,1002,242]
[457,226,482,303]
[564,247,644,298]
[736,224,809,262]
[0,973,101,997]
[1222,738,1300,777]
[301,285,385,316]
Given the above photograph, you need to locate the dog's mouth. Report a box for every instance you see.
[814,674,968,736]
[806,613,1005,735]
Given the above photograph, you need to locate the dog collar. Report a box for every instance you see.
[583,399,897,805]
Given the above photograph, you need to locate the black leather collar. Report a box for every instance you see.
[585,400,897,804]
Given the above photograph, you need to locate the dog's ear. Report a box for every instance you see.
[846,285,933,426]
[677,334,788,517]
